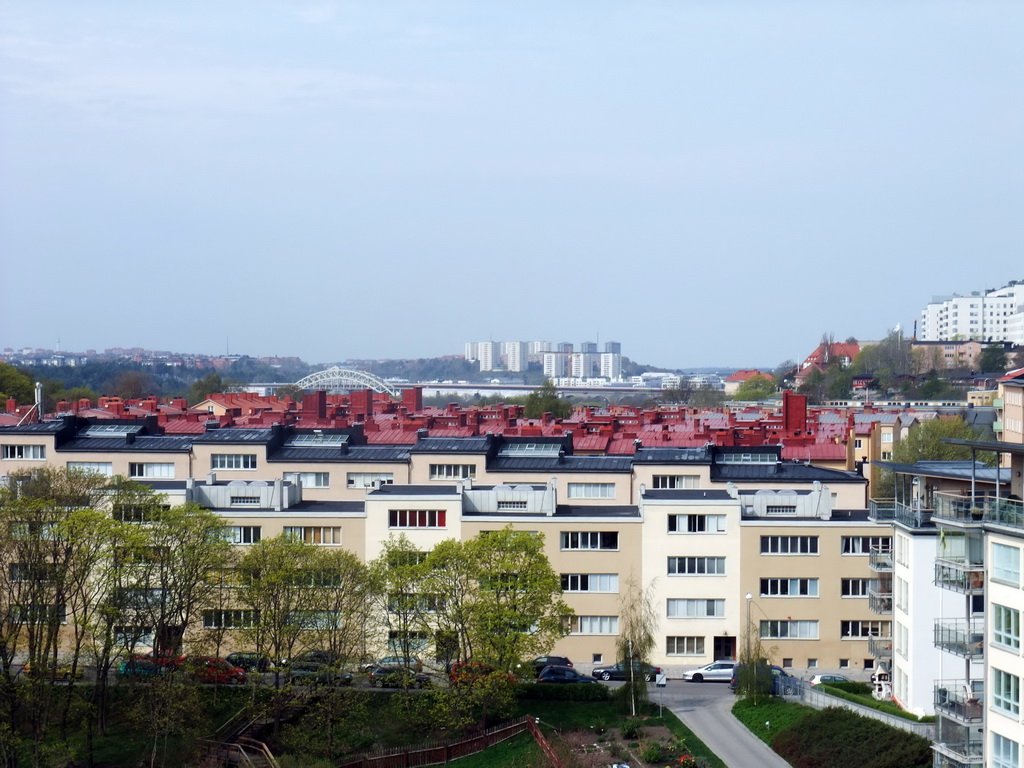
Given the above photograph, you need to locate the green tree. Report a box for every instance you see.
[852,330,913,391]
[0,362,34,407]
[186,373,241,406]
[523,380,572,419]
[977,345,1008,373]
[732,376,777,401]
[874,416,990,497]
[615,575,657,716]
[689,385,727,408]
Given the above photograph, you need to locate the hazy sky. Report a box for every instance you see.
[2,1,1021,370]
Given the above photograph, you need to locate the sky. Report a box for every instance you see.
[1,1,1022,370]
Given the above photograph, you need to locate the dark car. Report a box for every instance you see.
[591,661,662,682]
[730,664,795,695]
[226,652,271,672]
[368,665,431,689]
[537,665,595,684]
[530,656,572,677]
[290,649,341,666]
[185,656,247,685]
[289,661,353,686]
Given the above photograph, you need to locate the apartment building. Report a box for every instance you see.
[919,280,1024,344]
[0,414,886,674]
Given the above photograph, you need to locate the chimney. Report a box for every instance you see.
[274,477,284,511]
[207,472,217,485]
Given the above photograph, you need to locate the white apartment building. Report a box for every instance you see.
[464,342,478,362]
[543,352,570,379]
[600,353,622,380]
[504,342,528,373]
[919,280,1024,343]
[477,341,497,372]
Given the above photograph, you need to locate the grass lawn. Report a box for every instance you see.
[449,732,545,768]
[732,697,814,745]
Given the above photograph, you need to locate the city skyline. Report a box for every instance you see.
[2,2,1021,368]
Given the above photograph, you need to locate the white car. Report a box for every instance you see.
[808,674,850,686]
[682,660,737,682]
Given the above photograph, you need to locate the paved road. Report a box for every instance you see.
[621,680,793,768]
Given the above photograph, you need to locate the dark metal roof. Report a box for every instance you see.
[711,463,865,483]
[0,421,67,434]
[208,500,365,514]
[642,490,734,501]
[742,508,873,523]
[269,446,352,462]
[267,445,411,463]
[58,436,193,452]
[554,505,641,518]
[942,437,1024,456]
[368,484,460,496]
[411,437,493,453]
[872,459,1009,484]
[633,447,712,464]
[192,429,275,444]
[489,455,634,473]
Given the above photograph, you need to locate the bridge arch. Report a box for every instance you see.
[293,367,401,398]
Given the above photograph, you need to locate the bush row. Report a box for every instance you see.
[517,682,611,701]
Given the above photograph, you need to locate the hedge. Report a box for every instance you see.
[517,682,611,701]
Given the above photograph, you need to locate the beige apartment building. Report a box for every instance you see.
[0,416,885,675]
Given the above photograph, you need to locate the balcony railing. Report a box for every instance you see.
[869,547,893,572]
[934,619,984,659]
[868,578,893,614]
[934,680,984,723]
[870,498,936,529]
[867,636,892,659]
[934,559,985,594]
[933,717,984,766]
[934,492,1024,527]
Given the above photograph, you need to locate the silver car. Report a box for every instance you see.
[683,660,737,682]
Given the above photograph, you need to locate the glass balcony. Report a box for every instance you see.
[869,498,896,523]
[869,547,893,572]
[934,492,1024,527]
[934,680,984,723]
[867,636,892,659]
[932,717,984,766]
[934,559,985,594]
[868,577,893,614]
[896,501,934,528]
[934,619,984,659]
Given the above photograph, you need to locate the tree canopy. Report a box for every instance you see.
[523,380,572,419]
[0,362,34,407]
[732,375,777,401]
[978,345,1009,374]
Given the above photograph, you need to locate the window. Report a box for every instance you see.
[841,578,870,597]
[668,557,725,575]
[428,464,475,480]
[224,526,261,544]
[10,521,58,540]
[667,599,724,618]
[760,578,818,597]
[841,536,891,555]
[764,505,797,516]
[211,454,257,470]
[389,509,446,528]
[561,574,619,592]
[994,668,1021,716]
[652,475,699,490]
[230,496,260,506]
[807,658,817,668]
[994,604,1021,650]
[387,630,430,650]
[567,483,615,499]
[666,636,705,655]
[841,620,890,638]
[14,604,67,624]
[760,620,818,639]
[668,514,726,533]
[114,625,154,647]
[203,609,258,629]
[560,531,619,550]
[992,734,1020,768]
[839,658,849,668]
[285,472,329,488]
[2,445,45,460]
[129,462,175,479]
[881,433,893,444]
[67,461,113,476]
[994,543,1022,586]
[854,439,863,449]
[347,472,394,488]
[497,500,528,510]
[284,526,342,545]
[9,563,54,582]
[760,536,818,555]
[575,616,619,634]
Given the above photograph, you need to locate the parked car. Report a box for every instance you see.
[529,656,572,677]
[290,649,341,667]
[591,661,662,682]
[368,665,431,689]
[116,659,167,679]
[808,674,851,686]
[683,660,737,683]
[226,652,272,672]
[537,665,596,684]
[289,661,353,686]
[185,656,247,685]
[450,661,497,687]
[365,655,423,673]
[729,664,795,695]
[143,650,186,670]
[23,660,84,681]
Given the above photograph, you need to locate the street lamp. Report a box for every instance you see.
[745,592,753,664]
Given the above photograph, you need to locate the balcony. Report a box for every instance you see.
[867,635,892,659]
[934,492,1024,527]
[869,498,935,529]
[868,578,893,614]
[934,619,984,659]
[934,680,984,723]
[934,559,985,594]
[932,717,984,766]
[869,547,893,572]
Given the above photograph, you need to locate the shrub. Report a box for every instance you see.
[517,683,610,701]
[825,681,872,696]
[639,742,664,762]
[619,717,643,739]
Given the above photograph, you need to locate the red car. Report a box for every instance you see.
[142,650,186,670]
[185,656,247,685]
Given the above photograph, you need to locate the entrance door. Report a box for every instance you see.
[713,636,736,661]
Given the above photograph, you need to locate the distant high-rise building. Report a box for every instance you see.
[529,341,553,354]
[580,341,598,354]
[919,279,1024,343]
[543,352,570,379]
[557,342,574,354]
[505,342,528,372]
[604,341,621,355]
[571,353,598,378]
[464,342,479,362]
[477,341,497,372]
[600,353,622,380]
